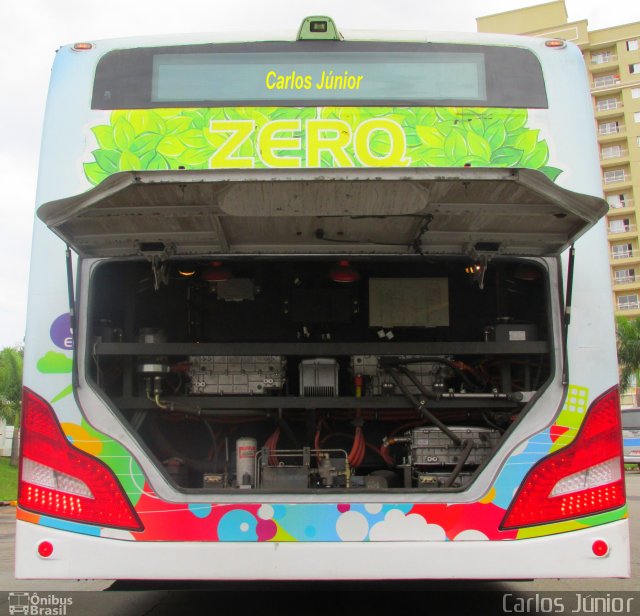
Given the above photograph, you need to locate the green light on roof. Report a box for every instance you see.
[297,16,341,41]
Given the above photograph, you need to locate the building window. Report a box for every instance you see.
[630,63,640,74]
[632,88,640,99]
[635,112,640,123]
[596,97,620,111]
[599,120,620,135]
[615,268,636,284]
[602,144,624,159]
[627,39,639,51]
[607,193,631,209]
[637,136,640,148]
[604,169,626,184]
[618,294,640,310]
[592,49,616,64]
[610,218,631,233]
[594,73,620,87]
[612,243,634,259]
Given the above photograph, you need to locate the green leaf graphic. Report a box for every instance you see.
[504,109,528,133]
[491,147,523,167]
[540,166,563,181]
[113,118,135,150]
[93,149,121,173]
[119,150,141,171]
[467,132,492,160]
[166,116,193,134]
[444,129,467,162]
[416,126,445,149]
[484,123,507,150]
[147,154,170,170]
[84,162,109,185]
[522,140,549,168]
[130,134,163,156]
[92,125,116,150]
[157,135,188,158]
[513,130,540,156]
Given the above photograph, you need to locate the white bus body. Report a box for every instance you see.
[17,19,629,580]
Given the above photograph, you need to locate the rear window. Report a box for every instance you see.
[92,41,548,109]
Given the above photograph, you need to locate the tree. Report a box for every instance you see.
[0,346,23,466]
[616,316,640,393]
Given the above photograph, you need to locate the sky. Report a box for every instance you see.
[1,0,640,349]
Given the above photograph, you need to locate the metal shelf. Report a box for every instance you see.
[112,395,521,411]
[95,341,549,356]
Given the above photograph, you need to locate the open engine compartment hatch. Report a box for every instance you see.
[38,167,607,257]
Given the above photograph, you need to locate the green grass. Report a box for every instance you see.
[0,456,18,501]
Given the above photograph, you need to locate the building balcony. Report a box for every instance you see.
[603,173,632,188]
[597,127,626,143]
[590,54,618,69]
[610,250,640,264]
[601,149,630,165]
[608,199,634,211]
[616,301,640,312]
[608,224,637,237]
[594,104,624,119]
[592,75,622,91]
[612,275,639,289]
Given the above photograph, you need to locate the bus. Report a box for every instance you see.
[17,16,630,581]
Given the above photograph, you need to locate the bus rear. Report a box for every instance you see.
[17,18,629,580]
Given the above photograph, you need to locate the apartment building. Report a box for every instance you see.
[477,1,640,317]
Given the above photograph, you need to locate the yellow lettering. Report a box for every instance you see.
[265,71,276,89]
[306,119,354,167]
[354,118,408,167]
[208,120,255,168]
[258,120,302,168]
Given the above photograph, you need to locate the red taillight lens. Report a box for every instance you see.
[501,387,626,530]
[19,388,143,531]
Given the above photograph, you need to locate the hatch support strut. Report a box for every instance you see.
[65,245,75,342]
[562,244,576,385]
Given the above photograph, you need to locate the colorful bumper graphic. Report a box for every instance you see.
[17,383,627,542]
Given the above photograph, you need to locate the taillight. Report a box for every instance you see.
[501,387,625,530]
[19,388,143,531]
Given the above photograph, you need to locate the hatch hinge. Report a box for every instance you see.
[138,242,175,290]
[466,243,501,290]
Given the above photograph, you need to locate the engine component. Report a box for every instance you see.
[187,356,285,395]
[299,358,339,396]
[485,322,538,342]
[256,447,350,489]
[416,470,474,488]
[203,473,227,489]
[351,355,443,396]
[137,327,170,374]
[236,437,257,488]
[215,278,257,301]
[409,426,500,468]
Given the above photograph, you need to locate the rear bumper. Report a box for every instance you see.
[15,518,630,580]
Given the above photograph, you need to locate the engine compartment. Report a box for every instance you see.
[87,255,552,492]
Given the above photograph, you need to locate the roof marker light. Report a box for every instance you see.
[72,42,94,51]
[545,39,566,48]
